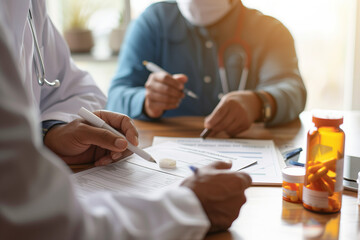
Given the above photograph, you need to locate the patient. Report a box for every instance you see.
[107,0,306,137]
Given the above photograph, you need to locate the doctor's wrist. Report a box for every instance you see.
[42,120,67,140]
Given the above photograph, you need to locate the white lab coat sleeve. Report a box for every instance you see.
[34,1,106,123]
[81,188,210,240]
[0,18,209,240]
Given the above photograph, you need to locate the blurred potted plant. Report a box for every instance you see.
[63,0,96,53]
[109,1,130,54]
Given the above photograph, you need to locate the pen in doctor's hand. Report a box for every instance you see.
[78,107,156,163]
[142,60,198,99]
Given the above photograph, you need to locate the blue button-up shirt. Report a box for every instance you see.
[107,1,306,125]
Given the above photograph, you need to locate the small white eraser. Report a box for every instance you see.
[158,158,177,169]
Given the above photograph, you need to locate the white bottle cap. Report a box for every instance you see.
[282,166,305,183]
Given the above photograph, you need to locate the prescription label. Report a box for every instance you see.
[302,187,329,209]
[283,188,297,198]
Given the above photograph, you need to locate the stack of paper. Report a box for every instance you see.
[153,137,284,185]
[72,141,256,198]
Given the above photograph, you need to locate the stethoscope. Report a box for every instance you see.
[217,2,250,99]
[28,9,60,87]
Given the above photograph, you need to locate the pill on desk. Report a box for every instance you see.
[158,158,177,169]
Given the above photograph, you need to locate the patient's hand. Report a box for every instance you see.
[144,72,187,118]
[204,91,261,137]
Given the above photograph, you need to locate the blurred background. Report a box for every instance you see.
[46,0,360,111]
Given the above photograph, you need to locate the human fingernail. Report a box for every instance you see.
[112,152,123,160]
[226,159,233,164]
[134,136,139,146]
[95,158,113,167]
[115,138,127,150]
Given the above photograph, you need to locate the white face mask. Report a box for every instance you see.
[177,0,236,27]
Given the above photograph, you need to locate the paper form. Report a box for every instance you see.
[72,142,256,198]
[127,142,256,177]
[153,137,284,185]
[72,161,182,198]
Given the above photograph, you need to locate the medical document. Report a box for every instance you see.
[72,142,256,198]
[153,137,284,185]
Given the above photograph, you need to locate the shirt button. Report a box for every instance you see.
[204,76,212,83]
[205,41,213,48]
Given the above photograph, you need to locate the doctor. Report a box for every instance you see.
[107,0,307,137]
[2,0,139,166]
[0,1,252,239]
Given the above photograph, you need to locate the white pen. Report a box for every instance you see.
[78,107,156,163]
[142,60,198,99]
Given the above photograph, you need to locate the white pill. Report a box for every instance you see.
[158,158,177,169]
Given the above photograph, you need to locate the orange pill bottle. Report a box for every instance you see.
[282,167,305,203]
[303,113,345,213]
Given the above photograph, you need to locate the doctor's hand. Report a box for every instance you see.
[204,91,262,137]
[44,111,138,166]
[144,72,187,118]
[182,162,252,233]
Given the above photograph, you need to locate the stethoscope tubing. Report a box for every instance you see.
[28,9,60,87]
[217,2,250,96]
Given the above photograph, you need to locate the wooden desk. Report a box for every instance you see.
[134,112,360,240]
[72,112,360,240]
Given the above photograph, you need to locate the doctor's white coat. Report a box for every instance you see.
[2,0,106,122]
